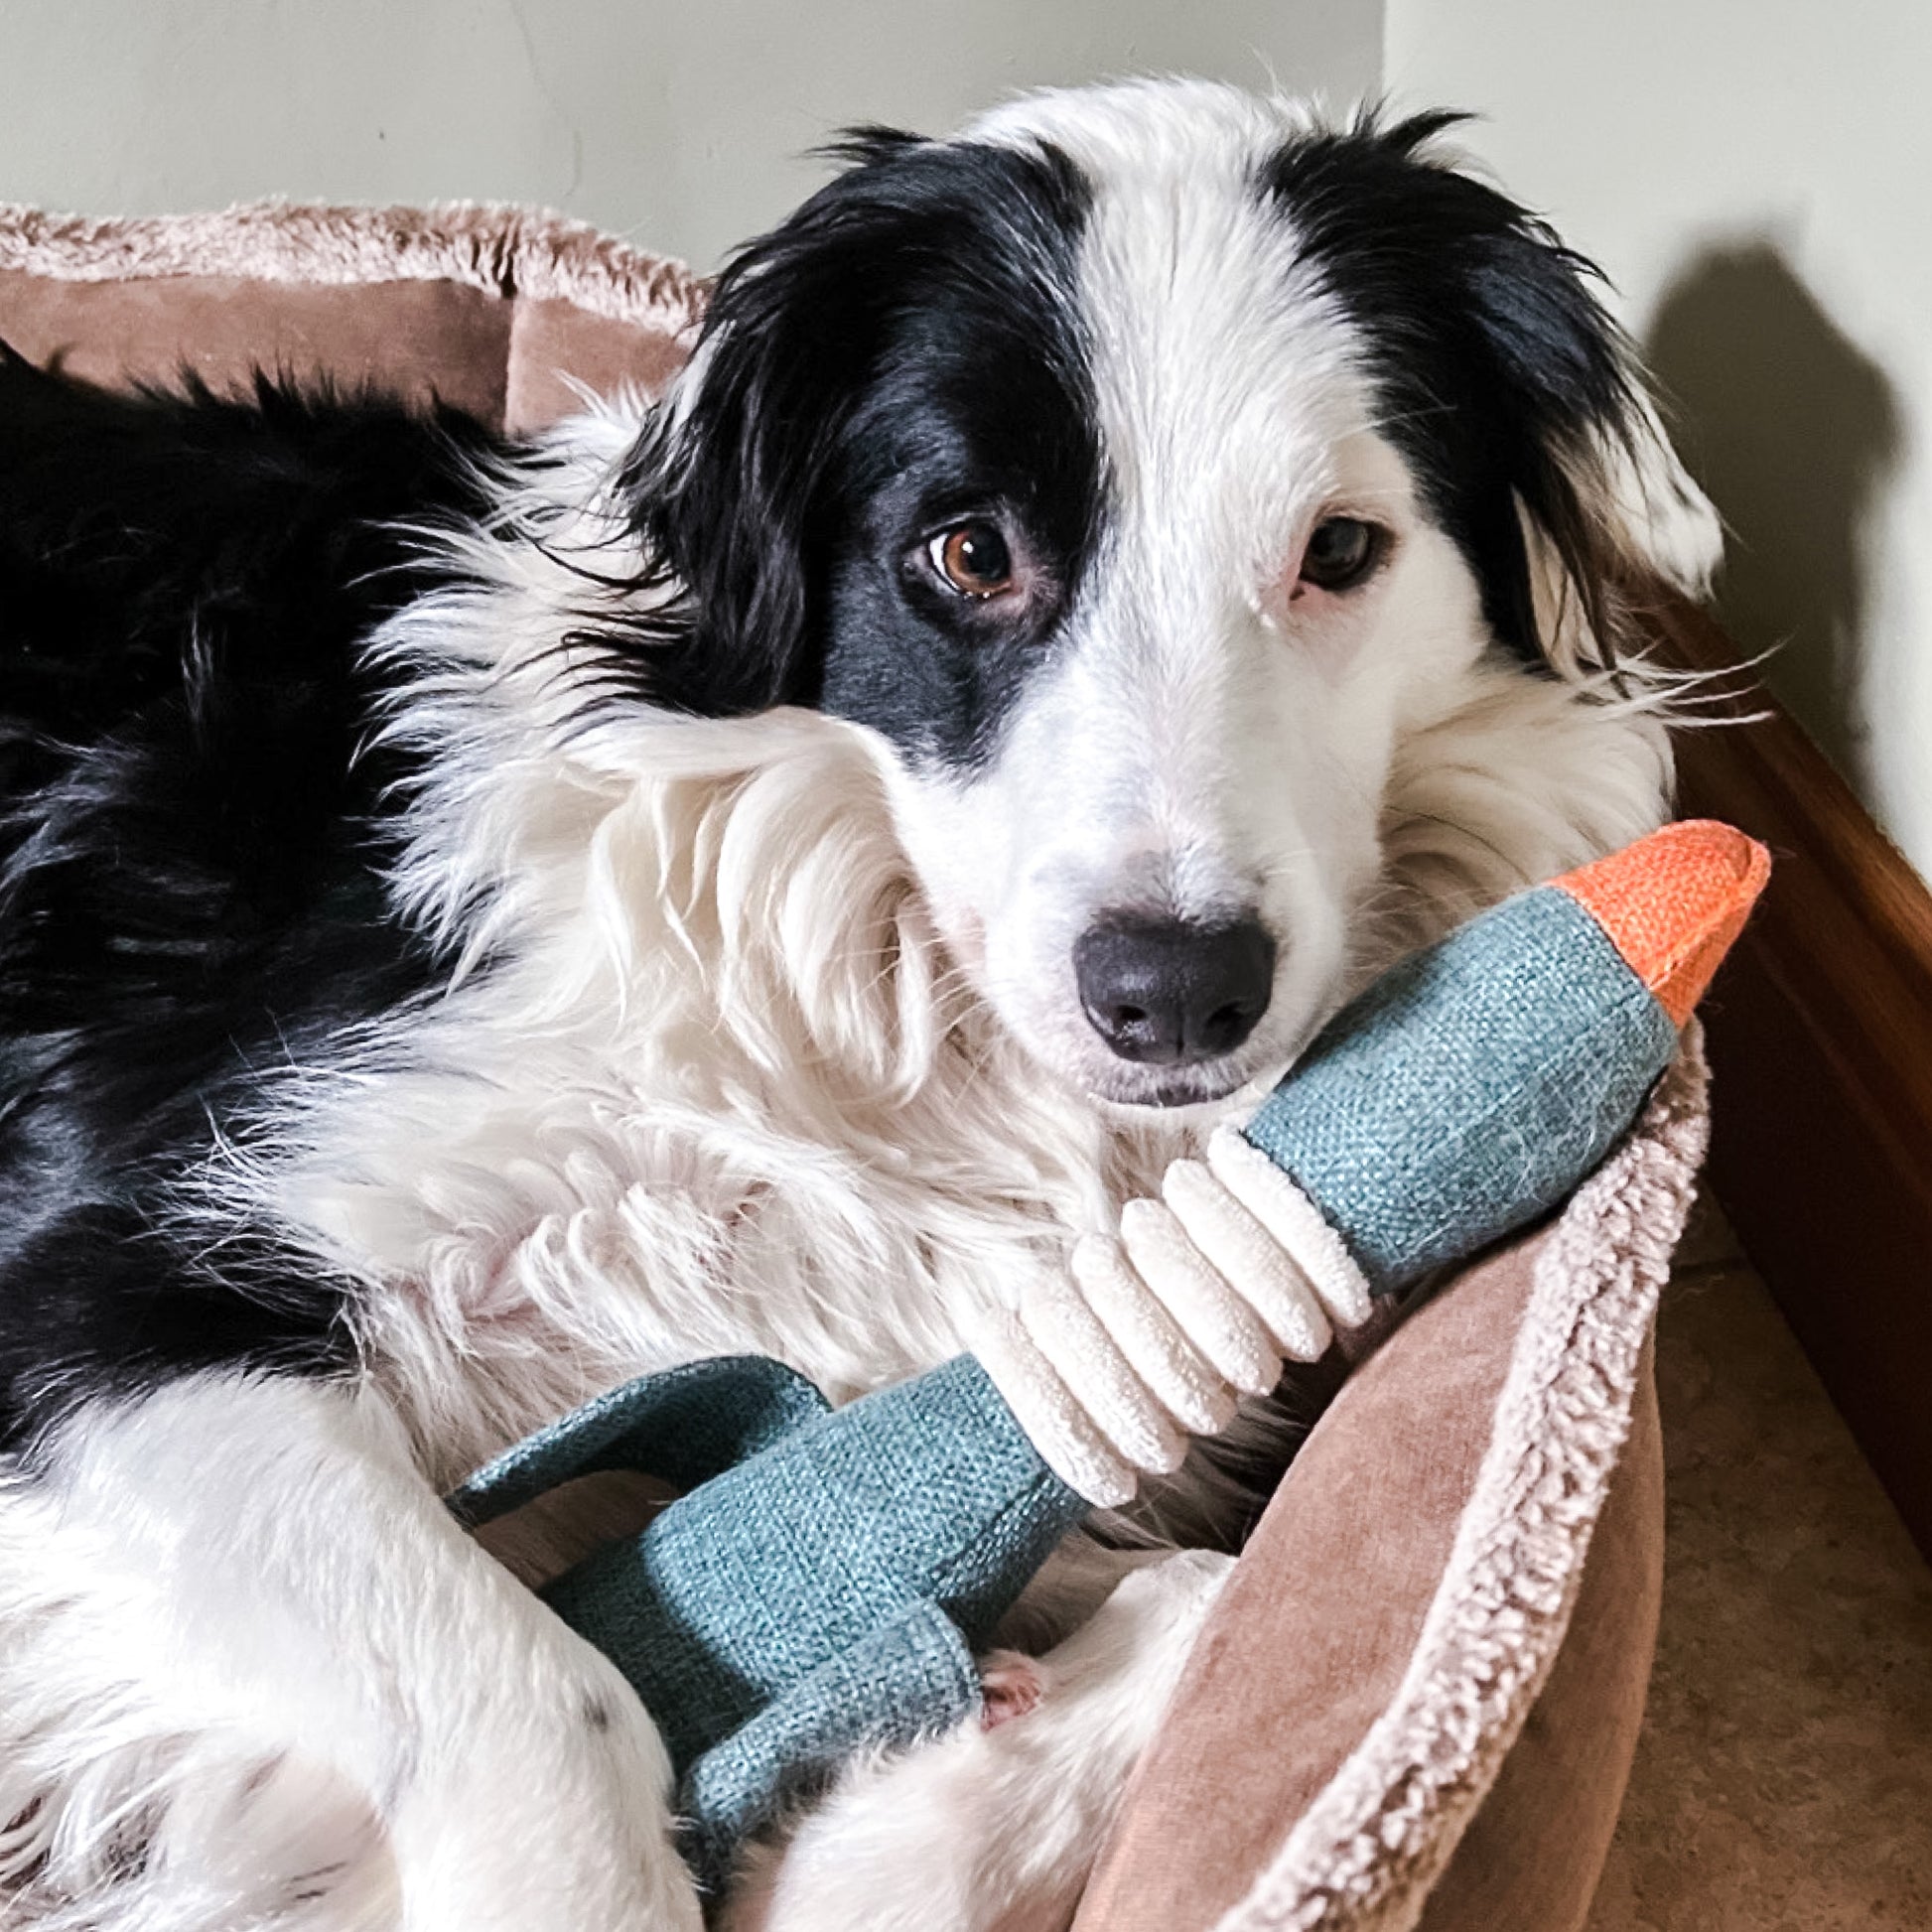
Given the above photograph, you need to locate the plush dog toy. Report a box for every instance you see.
[448,818,1768,1886]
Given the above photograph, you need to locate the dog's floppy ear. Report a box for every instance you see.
[608,130,928,718]
[604,127,1088,719]
[1269,110,1720,674]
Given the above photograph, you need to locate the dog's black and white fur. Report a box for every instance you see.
[0,80,1719,1932]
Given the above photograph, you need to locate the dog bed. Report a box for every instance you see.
[0,200,1707,1932]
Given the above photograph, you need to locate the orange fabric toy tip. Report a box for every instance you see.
[1554,820,1771,1027]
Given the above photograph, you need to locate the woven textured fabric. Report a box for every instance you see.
[450,1354,1086,1885]
[1241,888,1679,1297]
[1556,818,1773,1026]
[682,1598,979,1881]
[447,1354,830,1524]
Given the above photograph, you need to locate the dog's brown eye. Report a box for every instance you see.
[929,522,1016,599]
[1299,516,1383,592]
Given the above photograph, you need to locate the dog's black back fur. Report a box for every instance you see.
[0,353,497,1444]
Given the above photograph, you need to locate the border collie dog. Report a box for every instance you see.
[0,80,1715,1932]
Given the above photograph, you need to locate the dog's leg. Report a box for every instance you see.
[721,1547,1233,1932]
[0,1372,701,1932]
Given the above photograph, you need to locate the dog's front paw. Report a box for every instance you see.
[977,1648,1046,1729]
[386,1643,704,1932]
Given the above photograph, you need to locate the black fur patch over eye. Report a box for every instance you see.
[1261,112,1646,668]
[596,130,1104,760]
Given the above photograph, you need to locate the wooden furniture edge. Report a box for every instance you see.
[1651,593,1932,1560]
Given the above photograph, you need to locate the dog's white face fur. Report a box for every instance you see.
[883,442,1414,1111]
[623,79,1718,1112]
[883,90,1410,1107]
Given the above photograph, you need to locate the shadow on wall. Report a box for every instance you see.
[1646,241,1900,793]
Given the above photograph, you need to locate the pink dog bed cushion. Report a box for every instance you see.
[0,201,1702,1932]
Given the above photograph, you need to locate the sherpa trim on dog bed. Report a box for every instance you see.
[0,202,1703,1932]
[0,199,705,430]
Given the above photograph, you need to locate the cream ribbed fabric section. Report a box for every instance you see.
[975,1126,1374,1506]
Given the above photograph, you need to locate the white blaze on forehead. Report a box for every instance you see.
[952,80,1392,904]
[871,82,1482,1104]
[971,80,1372,592]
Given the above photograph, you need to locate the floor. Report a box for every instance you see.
[1583,1198,1932,1931]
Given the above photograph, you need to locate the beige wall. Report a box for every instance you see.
[1386,0,1932,878]
[0,0,1379,272]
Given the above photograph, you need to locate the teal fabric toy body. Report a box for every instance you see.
[1235,817,1767,1301]
[1239,885,1676,1299]
[448,820,1768,1887]
[447,1352,1083,1887]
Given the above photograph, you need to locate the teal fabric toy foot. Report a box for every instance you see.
[447,1351,1085,1888]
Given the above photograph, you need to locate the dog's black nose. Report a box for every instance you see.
[1073,914,1277,1065]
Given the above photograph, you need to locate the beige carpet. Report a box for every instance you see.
[1585,1198,1932,1930]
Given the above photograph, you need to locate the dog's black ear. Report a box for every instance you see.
[599,128,1090,718]
[607,139,920,718]
[1267,111,1717,672]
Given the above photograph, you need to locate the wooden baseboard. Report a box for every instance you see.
[1652,596,1932,1560]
